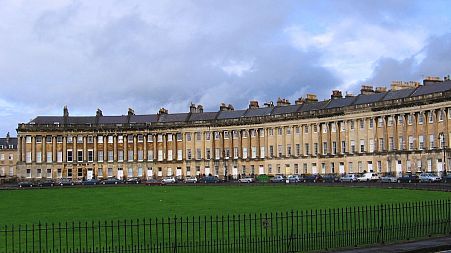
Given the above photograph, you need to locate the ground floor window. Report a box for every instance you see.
[67,169,72,177]
[26,169,31,178]
[77,168,83,177]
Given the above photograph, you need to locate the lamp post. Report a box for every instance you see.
[443,145,447,177]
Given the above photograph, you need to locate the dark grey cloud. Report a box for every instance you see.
[365,33,451,87]
[0,0,449,135]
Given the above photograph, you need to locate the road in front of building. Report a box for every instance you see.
[334,236,451,253]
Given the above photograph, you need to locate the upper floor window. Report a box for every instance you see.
[46,136,52,143]
[77,136,83,143]
[36,136,42,143]
[407,114,413,125]
[418,113,424,124]
[128,135,134,143]
[186,133,191,141]
[428,111,434,123]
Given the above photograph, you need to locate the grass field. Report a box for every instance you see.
[1,185,450,225]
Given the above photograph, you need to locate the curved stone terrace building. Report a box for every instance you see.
[0,132,18,178]
[16,76,451,180]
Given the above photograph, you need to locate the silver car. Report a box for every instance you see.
[419,173,442,183]
[184,177,197,183]
[380,175,397,183]
[340,174,358,182]
[238,177,255,183]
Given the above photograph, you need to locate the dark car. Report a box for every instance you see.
[82,179,100,185]
[102,178,124,185]
[57,178,75,186]
[397,174,420,183]
[198,176,221,183]
[442,173,451,183]
[303,174,323,183]
[126,177,142,184]
[270,175,286,183]
[38,180,55,187]
[18,181,34,188]
[145,179,165,186]
[323,174,340,183]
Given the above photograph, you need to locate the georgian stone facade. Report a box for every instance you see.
[0,133,18,178]
[16,77,451,180]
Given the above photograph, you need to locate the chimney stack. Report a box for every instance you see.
[128,108,135,116]
[158,108,168,114]
[219,103,234,111]
[249,100,259,109]
[96,108,103,117]
[375,87,387,93]
[305,94,318,103]
[264,101,274,107]
[295,98,305,105]
[189,103,204,113]
[276,98,290,106]
[360,85,374,95]
[331,90,343,99]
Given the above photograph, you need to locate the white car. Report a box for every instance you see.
[357,173,380,182]
[184,177,198,183]
[419,173,442,183]
[238,177,255,183]
[161,177,176,184]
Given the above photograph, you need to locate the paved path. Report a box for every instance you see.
[335,236,451,252]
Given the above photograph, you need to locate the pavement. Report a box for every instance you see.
[334,236,451,253]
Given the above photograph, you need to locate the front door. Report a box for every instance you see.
[259,166,264,175]
[117,169,123,179]
[87,169,93,180]
[396,160,402,176]
[147,169,153,179]
[232,167,238,179]
[339,163,345,174]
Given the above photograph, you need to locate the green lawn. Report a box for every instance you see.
[1,185,450,225]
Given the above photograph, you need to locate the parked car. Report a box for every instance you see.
[443,174,451,183]
[238,177,255,183]
[323,174,340,183]
[303,174,323,183]
[57,178,75,186]
[161,177,176,184]
[340,174,359,183]
[126,177,142,184]
[270,175,286,183]
[73,179,83,185]
[18,181,34,188]
[198,176,221,183]
[82,179,100,185]
[380,174,397,183]
[145,179,165,186]
[397,174,420,183]
[38,180,55,187]
[287,174,302,183]
[357,173,380,182]
[184,176,198,184]
[102,178,123,185]
[418,173,442,183]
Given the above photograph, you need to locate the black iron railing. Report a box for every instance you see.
[1,199,450,252]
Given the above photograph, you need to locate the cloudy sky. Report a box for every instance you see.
[1,0,451,135]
